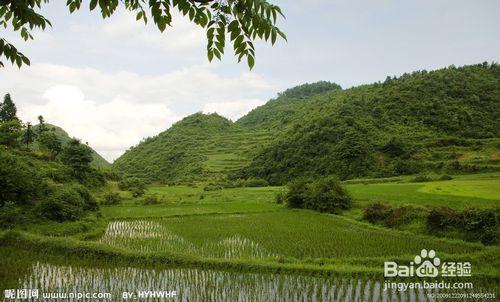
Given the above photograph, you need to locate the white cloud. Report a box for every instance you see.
[203,99,265,120]
[23,85,179,162]
[0,63,274,162]
[100,9,205,53]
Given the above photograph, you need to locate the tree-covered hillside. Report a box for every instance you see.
[237,81,342,129]
[114,63,500,184]
[113,113,273,183]
[32,123,109,168]
[0,94,108,227]
[240,63,500,184]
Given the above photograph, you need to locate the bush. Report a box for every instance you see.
[274,191,285,204]
[71,184,98,211]
[364,203,421,227]
[427,207,459,231]
[384,206,420,228]
[284,179,309,209]
[306,177,352,214]
[139,195,160,205]
[427,207,498,244]
[438,174,453,181]
[38,187,85,222]
[363,202,392,223]
[118,177,146,197]
[131,187,145,198]
[203,184,222,191]
[410,174,433,182]
[0,201,21,228]
[101,192,123,205]
[284,177,352,214]
[0,151,46,206]
[118,177,146,191]
[244,178,269,187]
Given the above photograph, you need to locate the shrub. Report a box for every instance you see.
[140,195,160,205]
[461,208,497,232]
[244,178,269,187]
[364,203,421,227]
[427,207,498,244]
[0,201,21,228]
[306,177,352,214]
[410,174,433,182]
[427,207,459,231]
[438,174,453,181]
[38,187,85,222]
[71,184,98,211]
[101,192,123,205]
[118,177,146,190]
[131,187,145,198]
[274,191,285,204]
[284,179,309,209]
[393,159,421,175]
[363,202,392,223]
[0,151,45,206]
[384,206,420,228]
[203,184,222,191]
[284,177,352,214]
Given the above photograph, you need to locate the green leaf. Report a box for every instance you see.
[247,55,255,69]
[90,0,98,11]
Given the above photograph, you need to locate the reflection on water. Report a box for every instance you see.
[6,261,496,301]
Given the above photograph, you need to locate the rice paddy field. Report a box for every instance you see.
[1,173,499,301]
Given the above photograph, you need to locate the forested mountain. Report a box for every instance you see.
[114,63,500,184]
[32,124,109,168]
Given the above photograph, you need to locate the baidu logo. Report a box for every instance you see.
[384,249,447,278]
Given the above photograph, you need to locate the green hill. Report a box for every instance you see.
[114,63,500,184]
[113,113,273,183]
[32,124,110,168]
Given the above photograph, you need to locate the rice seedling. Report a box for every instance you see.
[13,261,494,302]
[98,220,276,259]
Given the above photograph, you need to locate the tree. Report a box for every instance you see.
[306,177,352,214]
[60,138,93,174]
[38,130,62,158]
[0,94,22,147]
[0,0,286,69]
[0,150,45,206]
[22,122,35,147]
[284,178,309,209]
[0,94,18,121]
[0,119,22,147]
[37,115,47,134]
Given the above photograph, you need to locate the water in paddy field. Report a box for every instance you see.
[1,258,497,302]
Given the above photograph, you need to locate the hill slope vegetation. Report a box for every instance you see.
[114,63,500,184]
[33,124,109,168]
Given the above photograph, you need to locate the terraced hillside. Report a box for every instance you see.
[113,113,275,183]
[114,63,500,184]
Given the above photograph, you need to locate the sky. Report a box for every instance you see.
[1,0,499,162]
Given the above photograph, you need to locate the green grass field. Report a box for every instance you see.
[95,174,499,267]
[99,211,482,260]
[5,173,499,279]
[346,175,500,209]
[1,172,499,302]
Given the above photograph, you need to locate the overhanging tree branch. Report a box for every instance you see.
[0,0,286,69]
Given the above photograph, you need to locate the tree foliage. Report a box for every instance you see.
[22,122,35,147]
[0,93,18,121]
[284,177,352,214]
[240,63,500,184]
[60,138,94,175]
[0,0,286,69]
[115,63,500,184]
[38,129,62,158]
